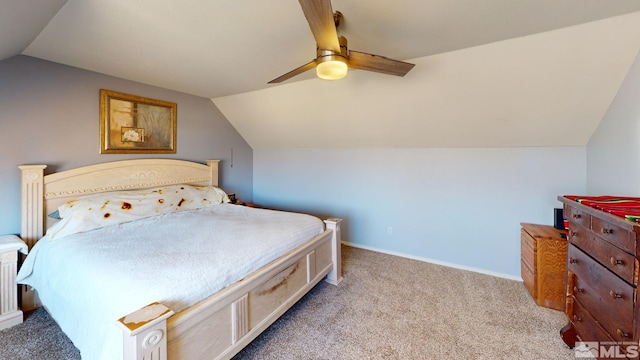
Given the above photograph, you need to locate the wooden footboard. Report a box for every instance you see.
[119,218,342,360]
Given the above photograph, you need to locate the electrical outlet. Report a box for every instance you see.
[387,227,393,235]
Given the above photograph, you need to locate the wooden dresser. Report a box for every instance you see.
[520,223,567,311]
[559,196,640,357]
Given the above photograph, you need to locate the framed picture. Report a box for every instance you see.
[100,89,177,154]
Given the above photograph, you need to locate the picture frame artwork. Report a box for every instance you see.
[100,89,177,154]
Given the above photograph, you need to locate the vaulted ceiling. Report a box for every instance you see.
[4,1,640,149]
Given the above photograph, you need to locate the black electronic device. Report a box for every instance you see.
[554,208,564,230]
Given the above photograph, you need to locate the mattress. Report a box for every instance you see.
[16,203,324,360]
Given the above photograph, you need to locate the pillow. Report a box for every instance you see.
[46,184,230,240]
[48,210,61,219]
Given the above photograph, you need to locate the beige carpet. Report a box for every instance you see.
[0,245,574,359]
[233,245,574,359]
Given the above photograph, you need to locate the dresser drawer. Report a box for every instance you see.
[521,229,537,298]
[568,245,634,343]
[591,216,636,255]
[567,221,589,248]
[570,230,637,286]
[521,259,536,298]
[571,299,613,343]
[520,230,535,269]
[565,204,591,229]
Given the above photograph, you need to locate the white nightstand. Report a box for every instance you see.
[0,234,27,330]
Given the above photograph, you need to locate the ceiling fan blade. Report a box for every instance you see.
[268,60,317,84]
[348,50,415,77]
[298,0,341,53]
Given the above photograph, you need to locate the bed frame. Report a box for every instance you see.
[19,159,342,360]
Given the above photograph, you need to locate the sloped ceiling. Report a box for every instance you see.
[213,12,640,149]
[4,1,640,149]
[0,0,67,61]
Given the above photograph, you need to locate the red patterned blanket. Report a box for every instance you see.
[565,195,640,222]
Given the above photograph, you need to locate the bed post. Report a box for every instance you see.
[206,160,220,187]
[117,302,174,360]
[18,165,47,249]
[18,165,47,311]
[323,218,343,285]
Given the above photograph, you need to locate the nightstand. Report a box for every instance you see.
[520,223,567,311]
[239,202,257,208]
[0,235,27,330]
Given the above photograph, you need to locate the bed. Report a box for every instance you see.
[17,159,342,360]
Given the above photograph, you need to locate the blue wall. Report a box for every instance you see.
[254,147,586,279]
[0,55,253,236]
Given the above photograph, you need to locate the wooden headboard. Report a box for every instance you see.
[19,159,220,248]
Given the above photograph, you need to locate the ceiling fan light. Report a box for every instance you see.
[316,54,348,80]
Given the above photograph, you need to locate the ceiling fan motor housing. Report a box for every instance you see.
[315,35,349,80]
[316,36,348,61]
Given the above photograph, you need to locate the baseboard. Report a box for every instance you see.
[342,241,522,282]
[0,310,23,331]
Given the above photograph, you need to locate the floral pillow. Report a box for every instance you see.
[46,184,230,240]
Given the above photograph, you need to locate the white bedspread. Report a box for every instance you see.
[16,204,324,360]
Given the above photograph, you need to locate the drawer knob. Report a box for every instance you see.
[610,257,623,266]
[573,286,583,293]
[609,290,622,300]
[616,329,630,338]
[601,228,613,234]
[572,213,581,219]
[570,231,578,238]
[573,314,582,322]
[569,257,578,264]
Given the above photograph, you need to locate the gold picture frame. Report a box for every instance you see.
[100,89,177,154]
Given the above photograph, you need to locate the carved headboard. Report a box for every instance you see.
[19,159,220,248]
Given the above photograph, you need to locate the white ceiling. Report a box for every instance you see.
[214,11,640,149]
[5,0,640,99]
[4,1,640,149]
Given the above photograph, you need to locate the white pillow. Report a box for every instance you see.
[46,184,230,240]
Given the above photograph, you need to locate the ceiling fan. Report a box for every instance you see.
[268,0,415,83]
